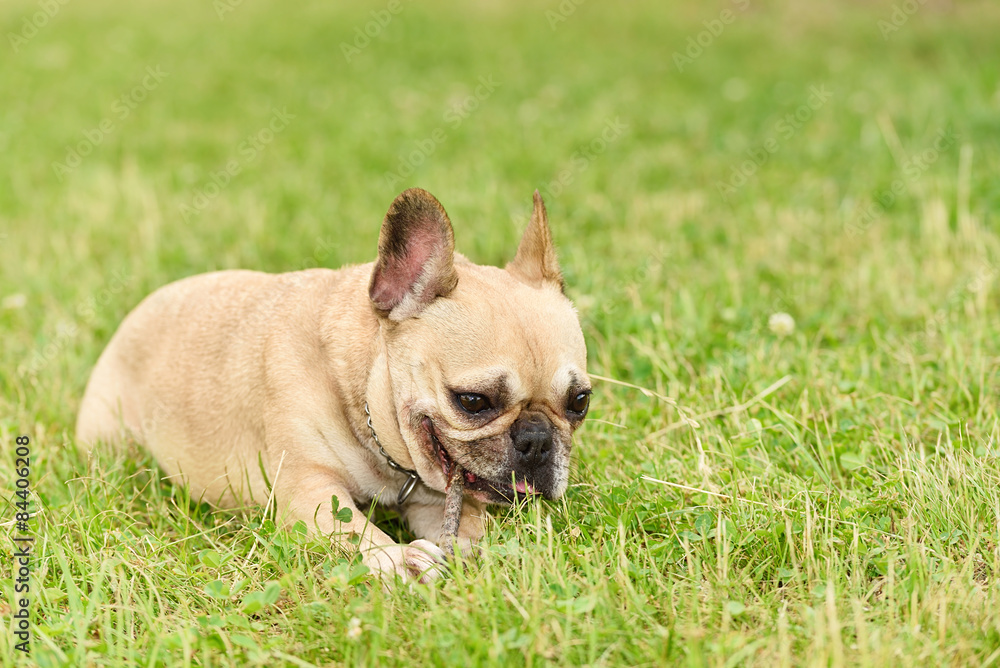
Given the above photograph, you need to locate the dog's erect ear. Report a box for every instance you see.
[369,188,459,321]
[506,190,564,290]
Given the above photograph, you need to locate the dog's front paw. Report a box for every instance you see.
[362,539,446,585]
[403,539,448,582]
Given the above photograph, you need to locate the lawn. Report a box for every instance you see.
[2,0,1000,665]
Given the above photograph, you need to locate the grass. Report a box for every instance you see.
[2,0,1000,664]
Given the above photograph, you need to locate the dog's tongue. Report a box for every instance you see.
[515,480,538,494]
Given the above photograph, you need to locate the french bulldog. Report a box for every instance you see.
[76,188,591,582]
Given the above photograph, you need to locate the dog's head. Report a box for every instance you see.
[369,188,589,504]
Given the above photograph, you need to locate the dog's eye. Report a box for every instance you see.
[568,391,591,415]
[458,393,491,414]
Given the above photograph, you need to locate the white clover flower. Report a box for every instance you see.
[346,616,362,640]
[2,293,27,310]
[768,312,795,337]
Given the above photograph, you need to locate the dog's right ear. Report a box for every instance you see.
[369,188,459,321]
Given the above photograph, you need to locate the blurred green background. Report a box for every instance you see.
[2,0,1000,666]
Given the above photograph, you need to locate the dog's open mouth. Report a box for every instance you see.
[421,417,539,503]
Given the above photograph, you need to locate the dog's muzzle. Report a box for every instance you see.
[511,411,554,469]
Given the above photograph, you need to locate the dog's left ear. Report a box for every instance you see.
[369,188,459,321]
[506,190,564,291]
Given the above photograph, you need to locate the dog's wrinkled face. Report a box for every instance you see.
[390,265,589,503]
[369,188,589,504]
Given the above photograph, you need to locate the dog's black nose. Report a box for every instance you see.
[512,412,553,468]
